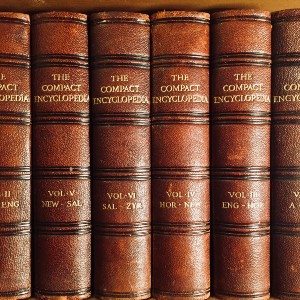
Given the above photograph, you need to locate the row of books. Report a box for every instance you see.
[0,7,297,300]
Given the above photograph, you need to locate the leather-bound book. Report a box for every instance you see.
[271,9,300,300]
[211,10,271,299]
[31,12,91,299]
[0,13,31,299]
[151,11,210,300]
[90,12,151,299]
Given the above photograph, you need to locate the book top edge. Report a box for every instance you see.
[211,9,271,21]
[151,10,210,21]
[272,8,300,21]
[31,11,87,22]
[0,12,29,23]
[90,11,149,22]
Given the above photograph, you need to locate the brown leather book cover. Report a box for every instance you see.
[271,9,300,300]
[31,12,91,299]
[211,10,271,299]
[90,12,151,300]
[151,11,210,300]
[0,12,31,299]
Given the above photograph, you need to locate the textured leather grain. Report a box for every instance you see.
[90,12,151,300]
[211,10,271,300]
[271,9,300,300]
[31,12,91,299]
[0,12,31,299]
[151,11,210,300]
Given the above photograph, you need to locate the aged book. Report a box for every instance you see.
[211,10,271,299]
[271,9,300,300]
[151,11,210,300]
[31,12,91,299]
[90,12,151,300]
[0,12,31,299]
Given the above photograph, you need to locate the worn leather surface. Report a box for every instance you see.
[0,12,31,299]
[151,11,210,300]
[211,10,271,300]
[31,12,91,299]
[271,9,300,300]
[90,12,151,300]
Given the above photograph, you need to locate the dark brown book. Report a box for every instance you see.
[31,12,91,299]
[151,11,210,300]
[0,12,31,299]
[211,10,271,299]
[90,12,151,300]
[271,9,300,300]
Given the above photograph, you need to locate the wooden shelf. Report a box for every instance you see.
[1,0,300,13]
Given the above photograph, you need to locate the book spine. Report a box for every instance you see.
[0,13,31,299]
[31,12,91,299]
[271,9,300,300]
[151,11,210,300]
[211,10,271,300]
[90,12,151,300]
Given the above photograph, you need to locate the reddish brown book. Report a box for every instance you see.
[151,11,210,300]
[211,10,271,299]
[31,12,91,299]
[90,12,151,300]
[0,12,31,299]
[271,9,300,300]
